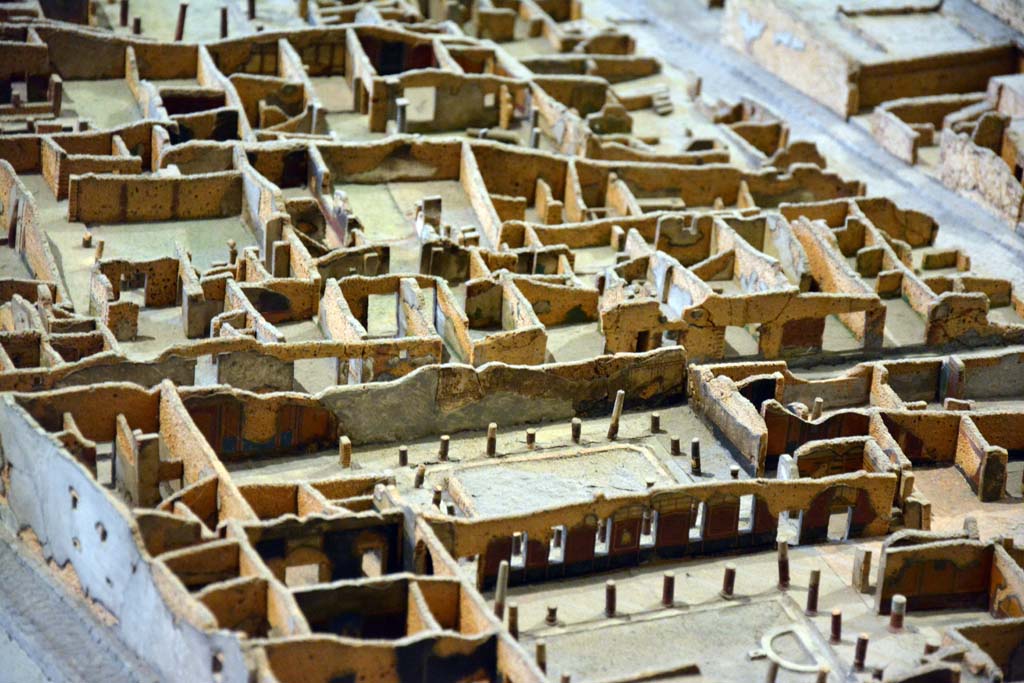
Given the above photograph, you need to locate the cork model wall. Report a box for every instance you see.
[2,0,1024,682]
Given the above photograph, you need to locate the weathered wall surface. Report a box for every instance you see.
[320,346,686,445]
[0,396,250,683]
[68,172,244,224]
[875,538,993,613]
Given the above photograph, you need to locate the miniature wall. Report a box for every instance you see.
[320,345,686,445]
[947,618,1024,681]
[871,94,986,164]
[318,277,367,343]
[0,394,252,683]
[690,368,767,474]
[460,141,502,248]
[230,74,306,129]
[261,633,499,683]
[857,46,1017,112]
[790,216,885,347]
[208,31,296,77]
[537,213,711,265]
[793,436,888,478]
[875,538,994,613]
[160,141,237,174]
[0,279,55,305]
[990,544,1024,618]
[317,137,462,184]
[333,274,462,360]
[394,71,524,133]
[14,381,159,442]
[243,511,404,582]
[941,129,1024,229]
[315,243,390,280]
[159,382,257,523]
[879,410,962,464]
[97,257,180,308]
[510,276,599,326]
[237,278,320,325]
[2,160,69,306]
[950,350,1024,400]
[875,535,1024,619]
[41,135,144,200]
[777,364,873,408]
[471,141,568,209]
[970,411,1024,460]
[182,390,337,460]
[464,277,547,366]
[429,470,894,589]
[955,415,1008,502]
[26,25,196,80]
[0,351,196,394]
[521,54,660,83]
[67,171,244,224]
[223,279,284,343]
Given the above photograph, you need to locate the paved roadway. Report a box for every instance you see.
[0,524,160,683]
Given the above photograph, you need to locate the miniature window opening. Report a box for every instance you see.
[689,502,705,542]
[738,495,755,534]
[548,525,567,563]
[285,563,322,587]
[827,506,852,542]
[510,531,526,569]
[640,508,658,547]
[595,518,611,555]
[360,541,385,578]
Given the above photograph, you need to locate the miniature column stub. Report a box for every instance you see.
[720,563,736,599]
[486,423,497,456]
[889,594,907,631]
[607,389,625,440]
[662,571,674,606]
[777,542,790,589]
[852,548,872,593]
[494,560,509,619]
[508,601,519,639]
[174,3,188,42]
[339,436,352,468]
[854,633,869,670]
[806,568,821,615]
[605,580,616,617]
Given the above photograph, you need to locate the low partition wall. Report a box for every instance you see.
[425,470,895,589]
[875,534,1024,618]
[1,160,70,306]
[173,345,686,447]
[67,171,244,224]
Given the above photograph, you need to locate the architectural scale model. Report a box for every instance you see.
[2,0,1024,682]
